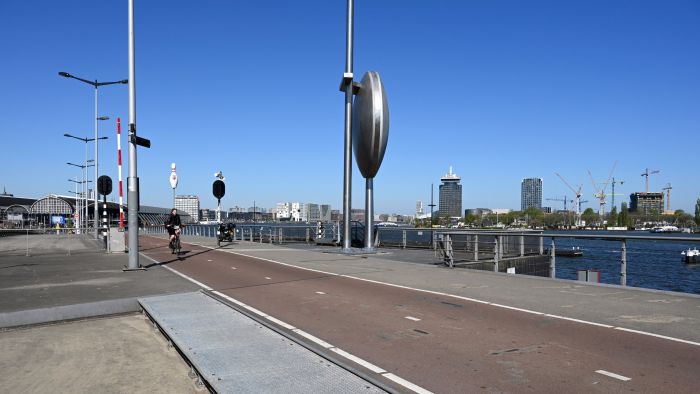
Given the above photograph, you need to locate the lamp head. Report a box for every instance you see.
[58,71,71,78]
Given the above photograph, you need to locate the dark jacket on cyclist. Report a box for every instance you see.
[165,213,182,235]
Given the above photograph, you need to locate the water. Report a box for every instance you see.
[546,230,700,294]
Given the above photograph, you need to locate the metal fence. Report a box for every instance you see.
[141,223,336,245]
[435,231,700,288]
[0,228,107,257]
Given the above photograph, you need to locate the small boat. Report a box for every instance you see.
[556,247,583,257]
[682,248,699,264]
[650,225,680,233]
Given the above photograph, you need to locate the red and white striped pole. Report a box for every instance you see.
[117,118,125,230]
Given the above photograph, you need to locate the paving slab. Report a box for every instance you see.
[0,314,199,393]
[139,292,384,394]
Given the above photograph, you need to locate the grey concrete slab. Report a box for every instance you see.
[139,292,384,394]
[0,234,199,327]
[0,314,199,393]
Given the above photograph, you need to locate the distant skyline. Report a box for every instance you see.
[1,1,698,215]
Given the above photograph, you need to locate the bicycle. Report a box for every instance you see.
[168,225,182,254]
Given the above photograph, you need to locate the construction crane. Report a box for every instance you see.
[641,168,660,193]
[588,161,617,224]
[546,196,573,211]
[662,183,672,212]
[555,172,583,226]
[610,177,624,210]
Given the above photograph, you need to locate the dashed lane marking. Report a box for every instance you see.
[316,291,326,295]
[595,370,631,381]
[405,316,421,322]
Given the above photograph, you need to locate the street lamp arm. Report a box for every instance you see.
[96,79,128,87]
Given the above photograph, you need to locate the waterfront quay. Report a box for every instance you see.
[2,230,700,393]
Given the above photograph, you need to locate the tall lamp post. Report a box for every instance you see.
[65,134,107,232]
[67,162,94,230]
[59,71,127,238]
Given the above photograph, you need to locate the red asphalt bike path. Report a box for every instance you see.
[140,236,699,393]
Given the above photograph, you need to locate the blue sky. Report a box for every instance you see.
[1,0,698,214]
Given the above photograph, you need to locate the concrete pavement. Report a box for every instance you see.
[0,314,199,393]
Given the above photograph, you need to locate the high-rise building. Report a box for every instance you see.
[301,203,319,222]
[521,178,543,211]
[175,195,200,222]
[319,204,331,222]
[439,166,462,218]
[629,192,664,215]
[416,201,423,216]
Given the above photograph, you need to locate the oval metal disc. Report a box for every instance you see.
[352,71,389,179]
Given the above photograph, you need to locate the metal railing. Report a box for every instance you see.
[435,231,700,287]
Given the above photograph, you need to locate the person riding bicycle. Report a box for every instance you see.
[165,208,183,245]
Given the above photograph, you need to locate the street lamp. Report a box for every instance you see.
[67,162,94,230]
[65,133,106,231]
[59,71,126,237]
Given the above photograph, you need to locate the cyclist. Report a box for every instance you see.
[165,208,183,247]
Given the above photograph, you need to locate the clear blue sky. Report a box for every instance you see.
[1,0,698,214]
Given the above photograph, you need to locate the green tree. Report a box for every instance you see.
[618,202,629,227]
[608,206,618,228]
[581,208,596,227]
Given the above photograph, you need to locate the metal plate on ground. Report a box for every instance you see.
[139,292,383,393]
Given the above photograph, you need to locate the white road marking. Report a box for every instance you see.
[316,291,326,295]
[614,327,700,347]
[383,373,434,394]
[231,267,237,270]
[595,370,631,381]
[544,314,614,328]
[331,348,386,373]
[490,303,544,315]
[292,329,333,349]
[138,252,213,291]
[207,259,213,262]
[265,315,296,330]
[405,316,421,321]
[265,276,271,280]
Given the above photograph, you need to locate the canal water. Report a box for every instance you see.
[547,230,700,294]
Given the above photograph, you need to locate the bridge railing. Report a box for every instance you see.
[435,231,700,288]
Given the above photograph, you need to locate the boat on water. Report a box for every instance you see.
[555,247,583,257]
[681,248,699,264]
[650,225,680,233]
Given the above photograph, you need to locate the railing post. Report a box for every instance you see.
[520,235,525,257]
[306,228,310,244]
[402,230,407,249]
[474,234,479,261]
[539,236,544,255]
[493,237,499,272]
[432,231,436,250]
[279,228,283,244]
[499,235,504,257]
[620,240,627,286]
[446,234,454,268]
[549,238,556,278]
[270,229,273,244]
